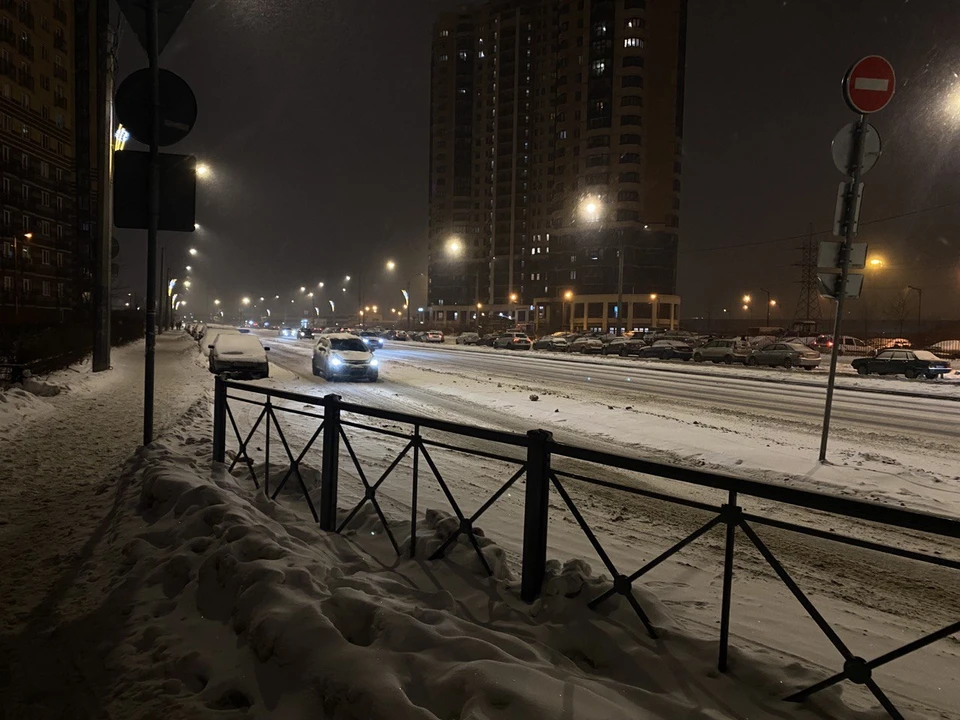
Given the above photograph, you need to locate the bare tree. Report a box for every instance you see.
[885,291,911,337]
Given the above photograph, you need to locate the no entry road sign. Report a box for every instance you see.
[843,55,895,114]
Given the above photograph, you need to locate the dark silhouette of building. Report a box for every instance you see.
[427,0,687,323]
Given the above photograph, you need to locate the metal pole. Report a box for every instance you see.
[93,24,115,372]
[819,113,866,463]
[143,0,160,445]
[762,288,771,326]
[521,429,552,603]
[616,234,624,336]
[405,279,412,330]
[14,234,19,317]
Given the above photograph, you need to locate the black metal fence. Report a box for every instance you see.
[213,377,960,720]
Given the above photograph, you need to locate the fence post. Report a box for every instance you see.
[410,424,420,559]
[718,489,739,672]
[319,394,341,532]
[521,429,553,603]
[212,376,226,463]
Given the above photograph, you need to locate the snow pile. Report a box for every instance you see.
[0,384,54,432]
[91,413,877,719]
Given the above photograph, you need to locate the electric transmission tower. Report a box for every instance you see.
[793,223,822,322]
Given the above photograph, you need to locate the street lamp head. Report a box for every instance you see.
[23,232,33,239]
[185,265,192,271]
[372,305,378,312]
[214,299,221,305]
[183,280,191,288]
[446,237,464,257]
[578,195,603,223]
[650,293,658,301]
[509,293,518,302]
[307,292,314,298]
[259,297,264,302]
[742,304,749,311]
[769,299,777,307]
[188,248,198,256]
[242,297,251,305]
[742,294,751,303]
[318,282,324,288]
[344,275,351,282]
[300,286,306,293]
[386,260,396,271]
[275,295,280,299]
[194,223,200,231]
[564,290,574,300]
[196,163,210,178]
[868,257,884,268]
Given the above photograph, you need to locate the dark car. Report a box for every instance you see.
[618,338,649,357]
[852,349,951,379]
[637,340,693,361]
[393,330,410,341]
[478,333,498,347]
[359,331,384,349]
[297,327,315,339]
[534,335,570,351]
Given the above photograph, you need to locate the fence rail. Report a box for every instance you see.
[213,377,959,720]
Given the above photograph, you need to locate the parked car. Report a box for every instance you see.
[851,349,951,379]
[533,336,570,351]
[568,336,604,354]
[813,334,872,356]
[927,340,960,359]
[297,327,315,339]
[618,337,650,357]
[603,337,629,355]
[478,333,499,346]
[456,332,481,345]
[637,340,693,361]
[393,330,410,341]
[312,333,379,381]
[359,331,384,349]
[693,339,750,364]
[494,332,532,350]
[208,333,270,378]
[424,331,444,343]
[747,342,821,370]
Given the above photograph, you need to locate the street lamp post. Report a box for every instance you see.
[760,288,775,326]
[564,290,573,332]
[907,285,922,334]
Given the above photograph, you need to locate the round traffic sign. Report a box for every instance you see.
[831,122,882,176]
[843,55,895,114]
[115,68,198,147]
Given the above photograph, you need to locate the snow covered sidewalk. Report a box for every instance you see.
[0,333,211,710]
[1,403,881,719]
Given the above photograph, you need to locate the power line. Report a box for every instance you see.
[681,199,960,254]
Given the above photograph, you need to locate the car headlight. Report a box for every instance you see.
[368,357,379,368]
[329,356,343,368]
[362,337,370,344]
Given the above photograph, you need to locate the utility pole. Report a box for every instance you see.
[92,22,116,372]
[761,287,772,326]
[616,233,625,336]
[143,0,160,445]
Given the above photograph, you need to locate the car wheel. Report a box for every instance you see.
[804,365,815,371]
[782,357,793,369]
[663,350,673,360]
[747,356,758,366]
[723,355,733,364]
[905,368,918,379]
[927,373,940,380]
[693,353,703,363]
[619,347,627,357]
[312,359,321,377]
[580,346,588,354]
[856,366,868,375]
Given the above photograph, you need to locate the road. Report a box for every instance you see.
[375,342,960,443]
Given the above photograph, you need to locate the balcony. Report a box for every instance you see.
[0,25,15,47]
[17,69,35,91]
[18,41,34,60]
[0,58,15,80]
[53,65,68,82]
[53,94,67,110]
[54,36,67,52]
[17,7,35,30]
[53,5,67,24]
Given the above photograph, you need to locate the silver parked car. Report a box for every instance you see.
[747,342,821,370]
[568,336,604,354]
[692,339,750,364]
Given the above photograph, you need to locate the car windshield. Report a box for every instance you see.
[331,338,367,352]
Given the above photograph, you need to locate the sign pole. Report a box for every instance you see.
[819,113,866,463]
[143,0,160,445]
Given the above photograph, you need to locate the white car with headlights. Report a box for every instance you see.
[312,333,379,381]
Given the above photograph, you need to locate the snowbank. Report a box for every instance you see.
[93,411,880,719]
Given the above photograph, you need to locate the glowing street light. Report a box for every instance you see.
[183,280,191,288]
[386,260,396,271]
[868,256,885,269]
[185,265,192,271]
[241,297,251,306]
[650,294,658,301]
[300,286,306,293]
[742,304,749,311]
[509,293,518,303]
[579,195,603,223]
[259,297,265,302]
[188,248,198,256]
[446,237,463,256]
[742,294,751,303]
[564,290,573,301]
[194,223,201,230]
[318,281,325,288]
[196,163,211,178]
[344,275,351,282]
[307,292,314,298]
[214,299,221,306]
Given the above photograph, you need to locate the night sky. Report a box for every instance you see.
[115,0,960,323]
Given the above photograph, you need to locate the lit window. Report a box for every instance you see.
[624,37,642,48]
[440,30,449,37]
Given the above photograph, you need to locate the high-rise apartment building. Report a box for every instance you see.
[0,0,103,325]
[428,0,686,329]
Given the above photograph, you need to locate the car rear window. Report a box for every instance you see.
[913,351,939,361]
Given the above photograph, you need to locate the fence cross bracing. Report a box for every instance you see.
[213,377,960,720]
